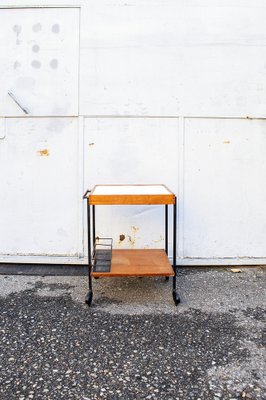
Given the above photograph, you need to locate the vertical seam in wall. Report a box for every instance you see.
[77,6,81,116]
[77,7,83,258]
[2,117,7,140]
[178,116,185,258]
[77,116,84,258]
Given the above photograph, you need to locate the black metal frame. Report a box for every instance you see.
[84,195,180,306]
[84,199,93,306]
[172,197,180,305]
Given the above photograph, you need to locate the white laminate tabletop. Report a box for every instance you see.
[92,185,173,196]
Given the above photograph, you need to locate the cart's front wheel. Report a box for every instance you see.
[172,290,180,306]
[85,291,93,306]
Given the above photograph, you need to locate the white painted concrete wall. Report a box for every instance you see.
[1,0,266,265]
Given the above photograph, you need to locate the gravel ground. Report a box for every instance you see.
[0,267,265,399]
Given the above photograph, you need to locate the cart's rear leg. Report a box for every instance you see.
[85,291,93,306]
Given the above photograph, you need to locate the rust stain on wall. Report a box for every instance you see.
[128,226,140,247]
[37,149,50,156]
[118,227,140,247]
[128,235,136,246]
[223,140,230,144]
[118,234,126,246]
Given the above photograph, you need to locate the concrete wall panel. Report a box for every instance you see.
[80,2,266,117]
[183,118,266,258]
[0,117,79,256]
[0,7,79,116]
[83,117,179,251]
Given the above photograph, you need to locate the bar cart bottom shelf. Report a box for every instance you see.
[91,249,174,278]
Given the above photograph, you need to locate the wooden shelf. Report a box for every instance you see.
[88,184,175,205]
[92,249,174,277]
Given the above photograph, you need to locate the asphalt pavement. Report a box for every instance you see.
[0,267,265,399]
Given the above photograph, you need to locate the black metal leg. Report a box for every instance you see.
[172,197,180,305]
[164,204,169,282]
[92,205,99,279]
[92,205,96,245]
[85,201,93,306]
[165,204,168,255]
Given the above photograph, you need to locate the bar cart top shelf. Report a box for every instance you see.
[86,184,175,205]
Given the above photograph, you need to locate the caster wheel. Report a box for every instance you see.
[172,290,180,306]
[85,291,93,306]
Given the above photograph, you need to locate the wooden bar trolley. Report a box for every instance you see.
[83,184,180,306]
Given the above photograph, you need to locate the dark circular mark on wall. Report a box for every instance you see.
[50,59,58,69]
[13,25,22,36]
[13,61,21,70]
[32,23,42,32]
[119,234,126,242]
[52,24,60,34]
[32,44,40,53]
[31,60,41,69]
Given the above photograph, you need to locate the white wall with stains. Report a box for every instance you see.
[0,118,80,257]
[0,7,79,116]
[1,0,266,265]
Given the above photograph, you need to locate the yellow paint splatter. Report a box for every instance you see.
[37,149,50,156]
[153,236,164,244]
[128,235,136,246]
